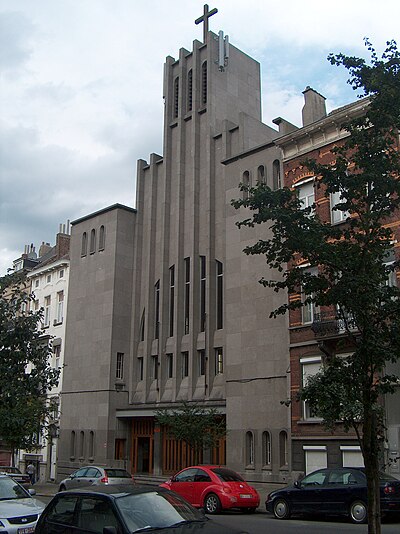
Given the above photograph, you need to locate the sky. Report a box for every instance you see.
[1,0,399,275]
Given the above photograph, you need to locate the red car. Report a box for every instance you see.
[160,465,260,514]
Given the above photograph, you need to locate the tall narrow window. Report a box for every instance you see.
[116,352,124,379]
[166,353,173,379]
[154,281,160,339]
[215,347,223,375]
[198,350,206,376]
[187,69,193,112]
[201,61,207,105]
[200,256,206,332]
[70,431,76,458]
[89,431,95,458]
[169,266,175,337]
[152,355,159,380]
[98,225,105,250]
[301,358,322,419]
[54,344,61,370]
[181,352,189,378]
[139,309,145,342]
[279,431,288,467]
[258,165,266,184]
[184,258,190,334]
[298,180,315,214]
[273,159,281,190]
[263,431,272,466]
[56,291,64,323]
[137,357,144,381]
[79,431,85,459]
[174,77,179,118]
[90,229,96,254]
[242,171,250,199]
[216,261,223,330]
[44,296,51,327]
[246,431,254,466]
[81,232,87,256]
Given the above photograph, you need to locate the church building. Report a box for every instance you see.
[58,6,295,485]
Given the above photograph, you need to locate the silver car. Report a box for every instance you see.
[58,466,134,491]
[0,474,44,533]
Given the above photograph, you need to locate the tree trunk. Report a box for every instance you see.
[363,409,382,534]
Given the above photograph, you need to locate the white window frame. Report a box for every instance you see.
[330,190,349,224]
[301,356,322,420]
[56,291,64,323]
[44,296,51,327]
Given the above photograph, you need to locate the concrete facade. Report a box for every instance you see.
[58,27,291,485]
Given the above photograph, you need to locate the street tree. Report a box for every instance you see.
[155,401,226,463]
[0,272,60,464]
[232,40,400,534]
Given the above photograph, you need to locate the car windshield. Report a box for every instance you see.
[105,469,131,478]
[212,467,244,482]
[0,477,29,500]
[116,491,204,532]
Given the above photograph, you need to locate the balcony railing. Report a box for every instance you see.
[311,311,358,337]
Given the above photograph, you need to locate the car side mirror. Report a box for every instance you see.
[28,488,36,496]
[103,527,118,534]
[294,480,301,488]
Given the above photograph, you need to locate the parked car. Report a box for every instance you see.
[266,467,400,523]
[0,474,44,533]
[160,465,260,514]
[0,466,31,488]
[35,485,250,533]
[58,466,134,491]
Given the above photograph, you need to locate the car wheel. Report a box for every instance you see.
[273,498,291,520]
[349,500,367,524]
[59,484,66,491]
[204,493,221,514]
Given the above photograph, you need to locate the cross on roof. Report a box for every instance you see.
[195,4,218,43]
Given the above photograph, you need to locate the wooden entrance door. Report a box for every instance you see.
[131,418,154,474]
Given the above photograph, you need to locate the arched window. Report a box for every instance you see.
[279,430,288,467]
[174,77,179,118]
[258,165,266,185]
[242,171,250,199]
[187,69,193,112]
[273,160,281,190]
[90,229,96,254]
[263,431,272,466]
[89,431,95,458]
[79,431,85,459]
[70,431,76,458]
[98,225,105,250]
[246,431,254,466]
[81,232,87,257]
[201,61,207,105]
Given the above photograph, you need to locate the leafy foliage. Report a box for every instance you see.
[155,401,226,453]
[233,39,400,533]
[0,272,60,458]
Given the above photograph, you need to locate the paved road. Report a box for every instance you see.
[211,510,400,534]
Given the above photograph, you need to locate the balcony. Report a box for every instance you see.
[311,311,358,338]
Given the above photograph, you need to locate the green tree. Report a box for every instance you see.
[232,40,400,534]
[0,272,60,464]
[155,401,226,463]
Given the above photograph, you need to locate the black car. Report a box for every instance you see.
[266,467,400,523]
[35,484,249,533]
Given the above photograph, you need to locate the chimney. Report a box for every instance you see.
[56,233,70,259]
[302,87,327,127]
[39,242,52,258]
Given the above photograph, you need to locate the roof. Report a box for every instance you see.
[57,484,167,498]
[71,203,136,226]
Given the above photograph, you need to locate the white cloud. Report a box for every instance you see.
[1,0,399,275]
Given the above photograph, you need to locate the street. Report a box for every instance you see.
[36,495,400,534]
